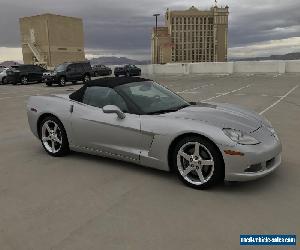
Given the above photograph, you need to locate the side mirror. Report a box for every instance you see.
[103,105,126,119]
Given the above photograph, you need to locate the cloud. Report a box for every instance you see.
[0,0,299,60]
[0,47,22,62]
[229,37,300,58]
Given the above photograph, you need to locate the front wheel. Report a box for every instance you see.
[83,74,91,83]
[21,76,28,85]
[172,136,224,189]
[2,77,8,85]
[59,76,66,86]
[40,116,69,157]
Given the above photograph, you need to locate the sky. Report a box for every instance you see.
[0,0,299,62]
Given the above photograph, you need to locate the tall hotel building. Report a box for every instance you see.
[151,5,229,64]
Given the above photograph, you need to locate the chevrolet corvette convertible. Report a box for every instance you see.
[27,77,282,189]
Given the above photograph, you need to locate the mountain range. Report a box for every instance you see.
[0,61,20,67]
[231,52,300,61]
[2,52,300,67]
[89,56,150,65]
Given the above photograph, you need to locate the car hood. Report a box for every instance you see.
[52,94,71,99]
[43,71,54,76]
[163,102,263,133]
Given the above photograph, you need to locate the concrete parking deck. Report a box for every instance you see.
[0,74,299,250]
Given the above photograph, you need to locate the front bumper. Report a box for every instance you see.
[222,128,282,182]
[42,75,58,83]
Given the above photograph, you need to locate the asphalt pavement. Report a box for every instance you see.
[0,73,299,250]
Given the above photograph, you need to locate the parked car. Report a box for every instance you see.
[114,64,141,77]
[27,77,281,189]
[92,64,112,77]
[0,68,9,84]
[6,65,46,85]
[43,61,92,86]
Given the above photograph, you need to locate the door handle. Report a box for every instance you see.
[70,105,74,113]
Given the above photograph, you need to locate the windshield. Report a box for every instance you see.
[54,64,67,72]
[115,81,190,115]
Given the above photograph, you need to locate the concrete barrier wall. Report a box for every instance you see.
[286,60,300,73]
[189,62,234,74]
[233,61,285,73]
[138,60,300,75]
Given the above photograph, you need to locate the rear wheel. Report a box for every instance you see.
[59,76,66,86]
[40,116,69,157]
[172,136,224,189]
[21,76,28,85]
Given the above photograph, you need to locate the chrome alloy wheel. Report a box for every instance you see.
[60,77,66,86]
[41,120,63,154]
[84,75,90,83]
[177,142,215,185]
[21,76,28,85]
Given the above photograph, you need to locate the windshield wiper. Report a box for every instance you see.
[147,104,190,115]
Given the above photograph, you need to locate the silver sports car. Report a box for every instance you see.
[27,77,282,189]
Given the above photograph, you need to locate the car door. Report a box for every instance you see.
[69,86,151,162]
[75,64,84,80]
[27,65,37,81]
[20,65,31,80]
[66,64,77,81]
[32,66,44,81]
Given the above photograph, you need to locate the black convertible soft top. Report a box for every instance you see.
[69,77,150,102]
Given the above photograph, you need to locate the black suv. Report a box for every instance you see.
[6,65,46,85]
[43,61,92,86]
[114,64,141,77]
[92,64,112,77]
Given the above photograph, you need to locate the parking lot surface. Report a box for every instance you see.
[0,74,299,250]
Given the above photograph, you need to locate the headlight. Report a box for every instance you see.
[223,128,260,145]
[260,117,278,139]
[261,116,272,128]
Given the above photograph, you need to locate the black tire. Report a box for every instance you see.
[125,72,130,77]
[94,72,99,77]
[83,74,91,83]
[39,116,69,157]
[2,77,8,85]
[115,74,119,77]
[46,82,52,87]
[21,76,28,85]
[12,81,17,85]
[72,81,77,84]
[59,76,66,86]
[172,135,224,189]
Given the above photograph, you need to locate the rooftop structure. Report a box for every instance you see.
[19,13,86,68]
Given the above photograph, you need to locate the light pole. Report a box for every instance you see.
[153,13,160,64]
